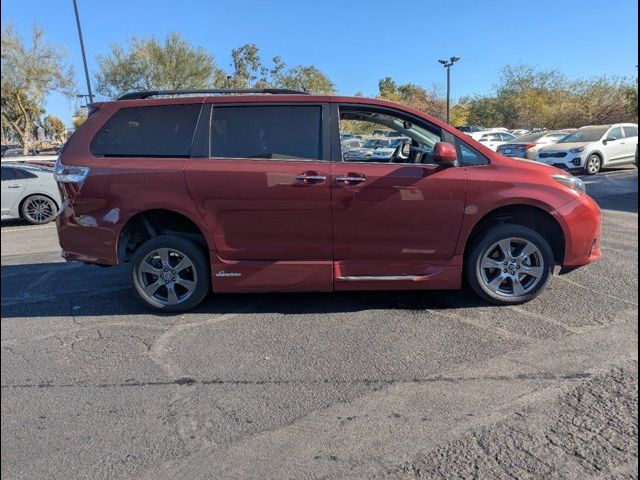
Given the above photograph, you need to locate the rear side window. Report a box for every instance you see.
[91,104,202,157]
[13,169,37,179]
[1,167,15,181]
[623,126,638,138]
[209,106,322,160]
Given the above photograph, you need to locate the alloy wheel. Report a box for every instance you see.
[24,196,56,224]
[477,237,545,298]
[136,248,197,306]
[587,155,601,175]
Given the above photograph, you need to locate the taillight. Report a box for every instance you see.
[54,157,90,183]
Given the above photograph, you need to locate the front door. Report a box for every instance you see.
[603,126,628,164]
[331,104,467,290]
[1,166,26,217]
[185,103,333,292]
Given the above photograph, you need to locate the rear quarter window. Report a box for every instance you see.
[208,105,322,160]
[90,104,202,157]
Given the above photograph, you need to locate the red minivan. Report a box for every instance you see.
[55,89,602,312]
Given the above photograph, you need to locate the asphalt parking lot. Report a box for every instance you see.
[1,168,638,480]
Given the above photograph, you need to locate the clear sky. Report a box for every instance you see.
[2,0,638,127]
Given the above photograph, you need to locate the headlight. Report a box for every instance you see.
[551,174,586,194]
[570,147,585,154]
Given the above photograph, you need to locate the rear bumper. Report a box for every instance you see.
[56,200,120,266]
[556,193,602,269]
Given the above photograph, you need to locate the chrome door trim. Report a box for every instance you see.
[336,274,424,281]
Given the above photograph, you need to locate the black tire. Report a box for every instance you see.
[465,224,555,305]
[130,234,210,312]
[20,194,58,224]
[584,153,602,175]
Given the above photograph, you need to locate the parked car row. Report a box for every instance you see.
[342,137,411,162]
[497,123,638,175]
[497,130,575,160]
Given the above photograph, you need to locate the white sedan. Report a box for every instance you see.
[1,162,62,224]
[472,131,518,151]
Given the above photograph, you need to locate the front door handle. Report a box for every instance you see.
[296,172,327,184]
[7,184,22,189]
[336,175,366,186]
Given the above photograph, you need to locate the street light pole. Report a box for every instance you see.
[72,0,93,104]
[438,56,460,124]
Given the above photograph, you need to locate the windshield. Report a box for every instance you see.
[559,127,608,143]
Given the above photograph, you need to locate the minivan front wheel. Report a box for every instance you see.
[130,235,210,312]
[466,225,554,305]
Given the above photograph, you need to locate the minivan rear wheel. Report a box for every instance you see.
[130,235,210,312]
[466,224,554,305]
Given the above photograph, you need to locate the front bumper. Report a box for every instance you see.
[537,155,584,171]
[556,193,602,269]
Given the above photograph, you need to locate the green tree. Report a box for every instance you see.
[1,24,75,154]
[71,108,88,130]
[95,32,221,98]
[568,76,635,126]
[465,97,505,127]
[42,114,66,142]
[623,79,638,122]
[377,78,446,120]
[220,44,335,94]
[222,44,264,88]
[495,64,569,128]
[272,65,335,94]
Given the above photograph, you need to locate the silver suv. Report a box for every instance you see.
[536,123,638,175]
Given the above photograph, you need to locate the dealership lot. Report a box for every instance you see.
[1,169,638,479]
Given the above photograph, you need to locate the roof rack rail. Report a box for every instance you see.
[117,88,310,100]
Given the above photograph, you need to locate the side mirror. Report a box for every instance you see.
[432,142,458,166]
[604,136,617,144]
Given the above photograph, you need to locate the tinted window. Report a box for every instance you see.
[500,133,516,141]
[1,167,15,181]
[91,104,202,157]
[456,140,489,166]
[210,106,322,160]
[623,126,638,138]
[607,127,623,140]
[13,169,37,179]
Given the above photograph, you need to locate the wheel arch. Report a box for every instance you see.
[18,192,60,218]
[462,204,566,266]
[588,150,604,164]
[117,208,211,263]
